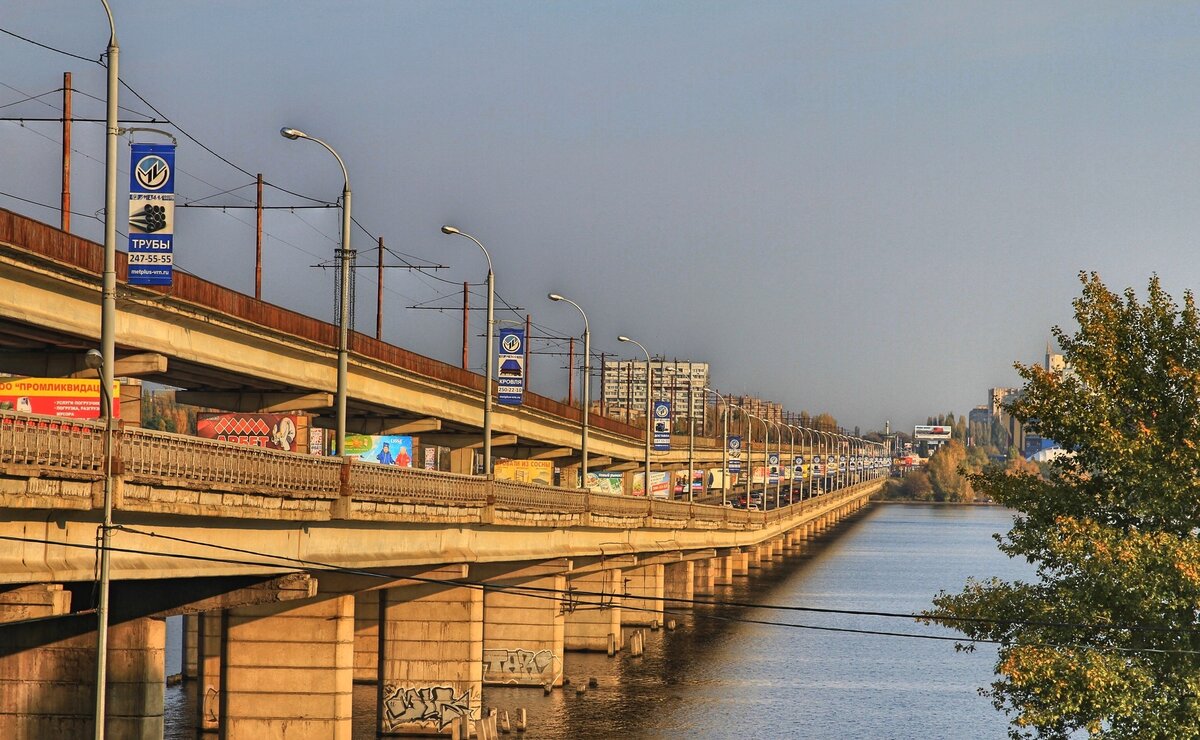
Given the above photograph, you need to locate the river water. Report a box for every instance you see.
[166,503,1029,738]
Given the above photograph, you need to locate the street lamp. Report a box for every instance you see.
[548,293,589,488]
[86,347,113,738]
[443,226,494,476]
[280,126,352,456]
[703,387,729,506]
[769,419,784,510]
[617,336,651,498]
[746,412,769,509]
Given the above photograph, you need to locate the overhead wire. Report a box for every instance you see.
[3,528,1198,656]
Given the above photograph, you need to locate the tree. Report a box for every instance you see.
[926,274,1200,738]
[926,440,974,502]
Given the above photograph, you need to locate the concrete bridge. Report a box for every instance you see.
[0,411,883,738]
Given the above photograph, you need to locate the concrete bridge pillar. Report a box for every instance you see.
[483,571,567,688]
[220,594,354,739]
[746,546,764,570]
[377,568,482,735]
[621,563,664,626]
[732,550,751,576]
[564,568,623,653]
[353,590,378,683]
[693,558,716,596]
[664,561,694,608]
[713,555,735,585]
[0,584,165,740]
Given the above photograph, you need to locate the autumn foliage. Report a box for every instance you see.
[926,274,1200,738]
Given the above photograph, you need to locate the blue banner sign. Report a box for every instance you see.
[727,435,742,472]
[793,455,804,481]
[767,452,780,484]
[497,328,525,405]
[652,400,671,451]
[127,143,176,286]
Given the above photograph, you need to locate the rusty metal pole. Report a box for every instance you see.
[254,173,263,299]
[375,236,384,340]
[524,314,531,386]
[60,72,71,232]
[567,336,575,406]
[461,281,470,370]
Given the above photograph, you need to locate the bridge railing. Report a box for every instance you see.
[0,410,881,528]
[0,411,105,474]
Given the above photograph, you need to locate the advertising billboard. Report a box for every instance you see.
[343,434,414,466]
[586,470,625,494]
[497,328,525,405]
[127,142,176,286]
[652,400,671,451]
[197,413,300,452]
[0,377,119,419]
[632,470,671,498]
[494,459,553,485]
[727,435,742,472]
[913,425,952,440]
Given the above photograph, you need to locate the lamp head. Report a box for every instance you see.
[279,127,306,140]
[84,349,103,370]
[440,225,460,235]
[617,335,632,343]
[548,293,564,302]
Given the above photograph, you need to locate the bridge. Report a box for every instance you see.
[0,208,886,739]
[0,410,882,738]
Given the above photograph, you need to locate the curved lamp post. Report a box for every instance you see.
[703,387,729,506]
[281,126,352,456]
[87,346,112,738]
[548,293,589,488]
[443,226,494,476]
[745,411,769,508]
[618,336,651,498]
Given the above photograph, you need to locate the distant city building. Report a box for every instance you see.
[601,359,710,430]
[967,406,990,446]
[731,394,784,426]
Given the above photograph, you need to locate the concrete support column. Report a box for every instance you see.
[564,569,622,653]
[693,558,716,596]
[622,563,664,626]
[378,573,482,735]
[483,574,566,688]
[745,547,764,571]
[713,555,735,585]
[771,539,786,559]
[222,595,354,739]
[353,590,378,683]
[195,611,224,735]
[732,550,751,576]
[0,594,165,740]
[663,561,694,609]
[183,613,198,680]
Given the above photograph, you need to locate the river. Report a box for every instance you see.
[166,503,1029,738]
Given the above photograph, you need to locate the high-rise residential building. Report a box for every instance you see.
[601,359,710,430]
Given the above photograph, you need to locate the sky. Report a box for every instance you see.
[3,1,1200,433]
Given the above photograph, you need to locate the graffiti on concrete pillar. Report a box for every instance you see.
[381,684,474,731]
[482,648,562,684]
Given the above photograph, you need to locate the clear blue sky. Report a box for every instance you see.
[3,2,1199,432]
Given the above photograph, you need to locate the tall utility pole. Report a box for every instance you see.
[61,72,72,232]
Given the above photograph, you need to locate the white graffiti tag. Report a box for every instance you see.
[381,684,474,731]
[482,648,562,684]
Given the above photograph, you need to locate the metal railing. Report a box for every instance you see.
[0,410,882,529]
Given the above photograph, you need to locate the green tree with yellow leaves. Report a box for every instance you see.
[926,274,1200,738]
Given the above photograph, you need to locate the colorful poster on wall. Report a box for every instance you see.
[0,377,119,419]
[673,469,704,496]
[424,446,438,470]
[127,142,176,286]
[494,458,553,485]
[342,434,414,466]
[587,470,625,494]
[497,328,525,405]
[652,400,671,451]
[632,470,671,498]
[197,413,299,451]
[308,427,326,455]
